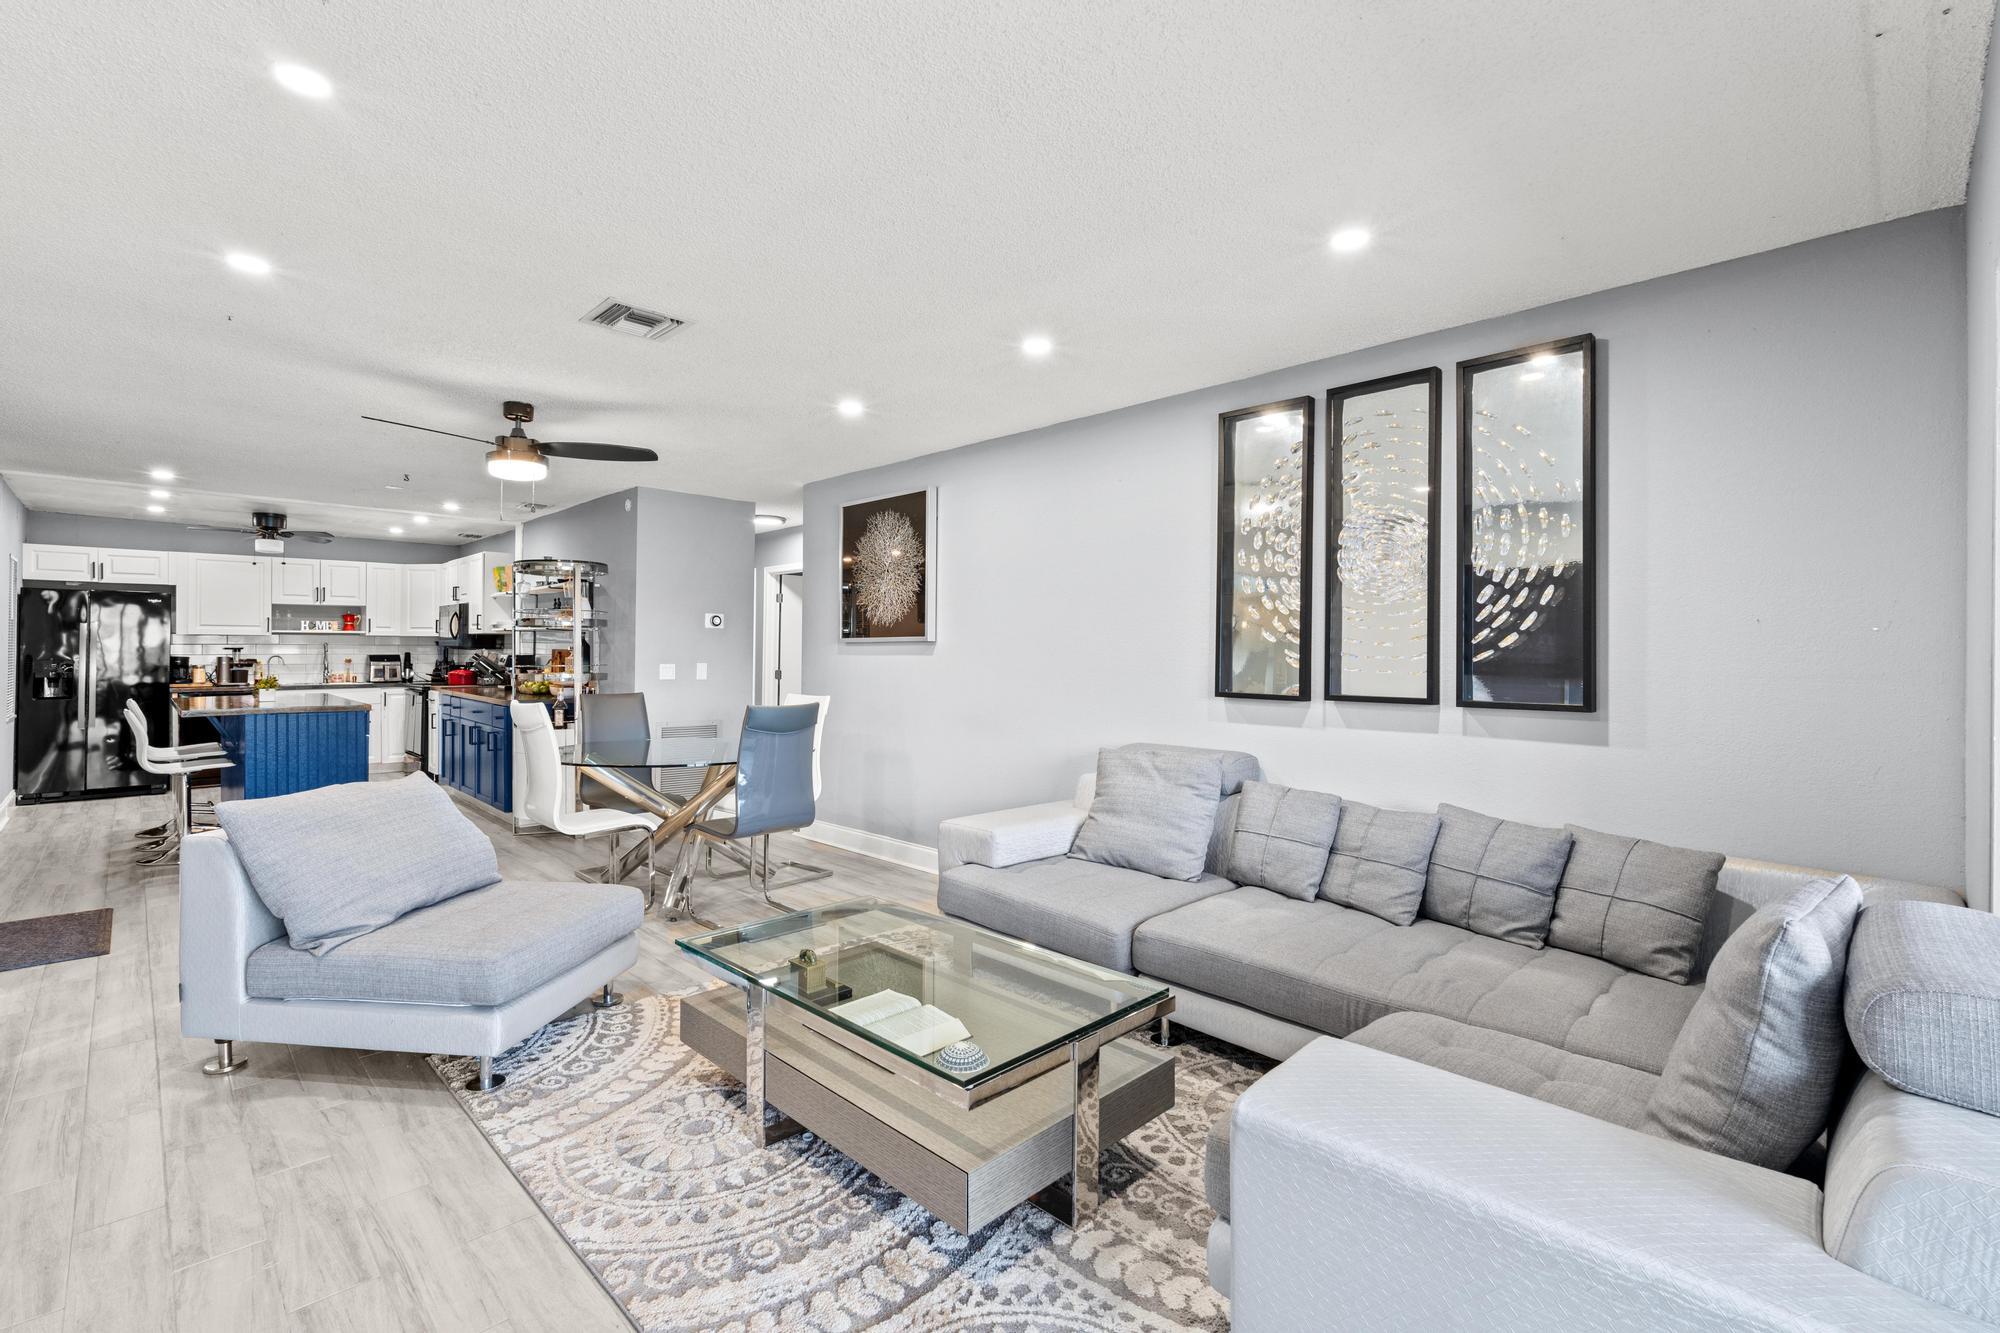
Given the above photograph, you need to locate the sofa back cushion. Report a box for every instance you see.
[1822,1072,2000,1325]
[1642,875,1862,1170]
[215,772,502,955]
[1548,826,1723,984]
[1319,801,1441,925]
[1070,746,1224,882]
[1844,900,2000,1117]
[1421,805,1572,947]
[1226,782,1342,901]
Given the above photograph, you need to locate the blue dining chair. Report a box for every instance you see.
[690,702,819,907]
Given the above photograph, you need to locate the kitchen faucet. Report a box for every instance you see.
[266,655,286,685]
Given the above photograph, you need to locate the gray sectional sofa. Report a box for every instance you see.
[938,743,1999,1330]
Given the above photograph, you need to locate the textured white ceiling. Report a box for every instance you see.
[0,1,1990,540]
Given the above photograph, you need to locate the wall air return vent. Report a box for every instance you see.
[580,298,686,341]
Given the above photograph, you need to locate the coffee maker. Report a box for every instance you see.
[215,650,258,687]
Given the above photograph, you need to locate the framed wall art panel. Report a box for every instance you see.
[1215,397,1313,699]
[1325,367,1440,703]
[1456,334,1596,711]
[839,487,936,642]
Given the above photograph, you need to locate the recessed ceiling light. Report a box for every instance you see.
[224,251,273,276]
[753,513,786,532]
[836,397,866,419]
[148,488,171,500]
[149,467,175,482]
[440,500,460,512]
[1327,225,1372,254]
[388,525,405,535]
[1020,334,1054,359]
[145,504,165,514]
[271,62,333,99]
[411,514,429,525]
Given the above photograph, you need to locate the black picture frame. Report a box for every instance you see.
[1455,333,1597,711]
[1325,367,1442,704]
[1215,396,1315,699]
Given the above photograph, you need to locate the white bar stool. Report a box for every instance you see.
[125,705,233,866]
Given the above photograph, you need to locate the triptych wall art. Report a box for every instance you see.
[1211,333,1596,712]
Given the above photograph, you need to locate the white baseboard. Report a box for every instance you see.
[800,821,939,875]
[0,790,13,834]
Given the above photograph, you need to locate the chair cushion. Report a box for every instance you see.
[1070,747,1222,881]
[1844,900,2000,1116]
[1318,800,1441,925]
[1347,1012,1659,1129]
[1823,1073,2000,1325]
[1132,887,1699,1073]
[1422,804,1572,948]
[1643,876,1862,1170]
[217,773,501,955]
[938,858,1234,973]
[1548,825,1723,984]
[246,880,644,1007]
[1225,782,1341,901]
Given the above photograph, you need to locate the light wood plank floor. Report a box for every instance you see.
[0,773,939,1331]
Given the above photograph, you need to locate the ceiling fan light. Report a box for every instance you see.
[254,536,285,555]
[486,443,548,483]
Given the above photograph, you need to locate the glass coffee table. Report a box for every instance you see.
[677,900,1176,1230]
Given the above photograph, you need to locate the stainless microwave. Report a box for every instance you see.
[437,602,475,644]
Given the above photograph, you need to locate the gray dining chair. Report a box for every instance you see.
[578,692,653,814]
[690,702,819,907]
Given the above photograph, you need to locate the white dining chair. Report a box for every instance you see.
[510,701,662,891]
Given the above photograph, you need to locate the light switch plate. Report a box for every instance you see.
[658,663,676,680]
[696,662,708,680]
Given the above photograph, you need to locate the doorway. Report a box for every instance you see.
[759,568,805,705]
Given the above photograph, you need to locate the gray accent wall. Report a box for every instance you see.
[1967,37,2000,913]
[23,511,450,564]
[632,489,755,735]
[507,490,638,695]
[804,210,1969,888]
[1,477,24,809]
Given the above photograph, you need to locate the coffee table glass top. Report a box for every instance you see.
[678,900,1170,1091]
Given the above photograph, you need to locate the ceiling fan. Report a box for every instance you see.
[362,400,659,482]
[187,510,333,554]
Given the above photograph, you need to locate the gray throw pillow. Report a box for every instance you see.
[1845,901,2000,1117]
[1422,805,1573,947]
[1643,875,1862,1169]
[217,773,503,954]
[1070,747,1223,882]
[1319,801,1441,925]
[1226,782,1342,901]
[1549,826,1723,983]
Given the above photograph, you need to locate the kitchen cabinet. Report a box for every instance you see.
[438,693,511,811]
[272,558,367,605]
[365,688,410,765]
[441,553,510,631]
[365,563,404,636]
[185,554,270,635]
[442,555,479,604]
[22,544,176,586]
[401,564,442,636]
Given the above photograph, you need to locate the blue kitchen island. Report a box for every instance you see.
[175,691,371,801]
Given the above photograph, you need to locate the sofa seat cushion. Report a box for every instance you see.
[246,881,644,1007]
[1132,887,1701,1073]
[938,858,1235,973]
[1346,1012,1658,1129]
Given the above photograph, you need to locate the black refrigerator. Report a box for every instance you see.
[15,584,174,803]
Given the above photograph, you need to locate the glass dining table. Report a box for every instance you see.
[554,732,739,924]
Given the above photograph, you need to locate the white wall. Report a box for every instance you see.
[1,476,25,813]
[1966,34,2000,911]
[804,210,1970,888]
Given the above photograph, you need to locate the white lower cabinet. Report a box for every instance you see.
[365,689,411,766]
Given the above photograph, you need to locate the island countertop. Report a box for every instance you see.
[174,691,373,715]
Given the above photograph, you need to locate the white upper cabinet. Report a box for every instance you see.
[401,564,443,636]
[22,544,175,586]
[365,563,404,636]
[321,560,366,604]
[271,558,368,604]
[441,555,479,604]
[186,554,269,635]
[270,558,320,602]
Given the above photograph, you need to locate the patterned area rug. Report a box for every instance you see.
[433,993,1268,1332]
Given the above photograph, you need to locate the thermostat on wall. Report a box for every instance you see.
[704,612,725,629]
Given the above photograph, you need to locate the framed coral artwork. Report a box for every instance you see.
[839,487,936,642]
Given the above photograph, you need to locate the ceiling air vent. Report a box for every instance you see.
[580,298,685,341]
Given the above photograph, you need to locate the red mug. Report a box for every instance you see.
[342,613,359,632]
